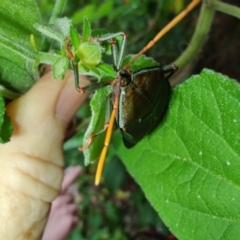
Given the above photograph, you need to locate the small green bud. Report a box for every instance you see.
[77,41,102,68]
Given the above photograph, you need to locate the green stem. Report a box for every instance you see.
[174,1,216,74]
[0,85,21,100]
[49,0,67,24]
[214,1,240,19]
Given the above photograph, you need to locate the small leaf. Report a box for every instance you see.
[82,16,91,42]
[36,52,63,66]
[116,69,240,240]
[77,42,102,68]
[96,63,116,79]
[53,17,72,39]
[34,17,71,46]
[34,23,64,45]
[78,63,115,80]
[0,94,13,143]
[70,26,81,51]
[83,85,112,164]
[122,54,159,71]
[0,112,13,143]
[52,56,69,79]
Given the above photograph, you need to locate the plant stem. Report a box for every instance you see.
[0,86,21,100]
[214,1,240,19]
[174,1,216,75]
[49,0,67,24]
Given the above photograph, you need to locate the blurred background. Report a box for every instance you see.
[37,0,240,239]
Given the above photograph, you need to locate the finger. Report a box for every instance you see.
[56,73,89,124]
[52,194,74,209]
[7,71,89,132]
[62,166,82,193]
[64,203,78,215]
[72,216,79,226]
[6,71,88,165]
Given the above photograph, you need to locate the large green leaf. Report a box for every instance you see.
[116,69,240,240]
[0,1,42,95]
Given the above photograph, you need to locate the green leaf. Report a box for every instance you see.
[52,56,69,79]
[122,54,159,71]
[52,17,72,39]
[0,56,36,94]
[82,16,91,42]
[0,0,43,94]
[0,1,42,49]
[34,23,64,45]
[0,94,12,143]
[70,26,81,51]
[116,69,240,240]
[78,63,115,80]
[36,52,63,65]
[0,112,14,143]
[95,63,116,79]
[83,85,112,164]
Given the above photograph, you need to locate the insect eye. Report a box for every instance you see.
[120,78,130,87]
[120,71,131,87]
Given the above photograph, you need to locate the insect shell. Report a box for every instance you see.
[111,63,177,148]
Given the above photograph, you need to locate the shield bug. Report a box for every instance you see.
[69,0,201,185]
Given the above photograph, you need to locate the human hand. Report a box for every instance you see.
[42,166,82,240]
[0,71,88,239]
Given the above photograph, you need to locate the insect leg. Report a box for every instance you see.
[97,32,128,70]
[65,40,83,91]
[163,64,178,80]
[79,123,109,151]
[71,61,113,93]
[77,80,113,93]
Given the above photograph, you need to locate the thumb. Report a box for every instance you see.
[6,71,88,166]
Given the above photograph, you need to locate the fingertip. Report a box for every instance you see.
[62,166,82,192]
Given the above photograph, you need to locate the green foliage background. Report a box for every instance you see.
[0,0,240,239]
